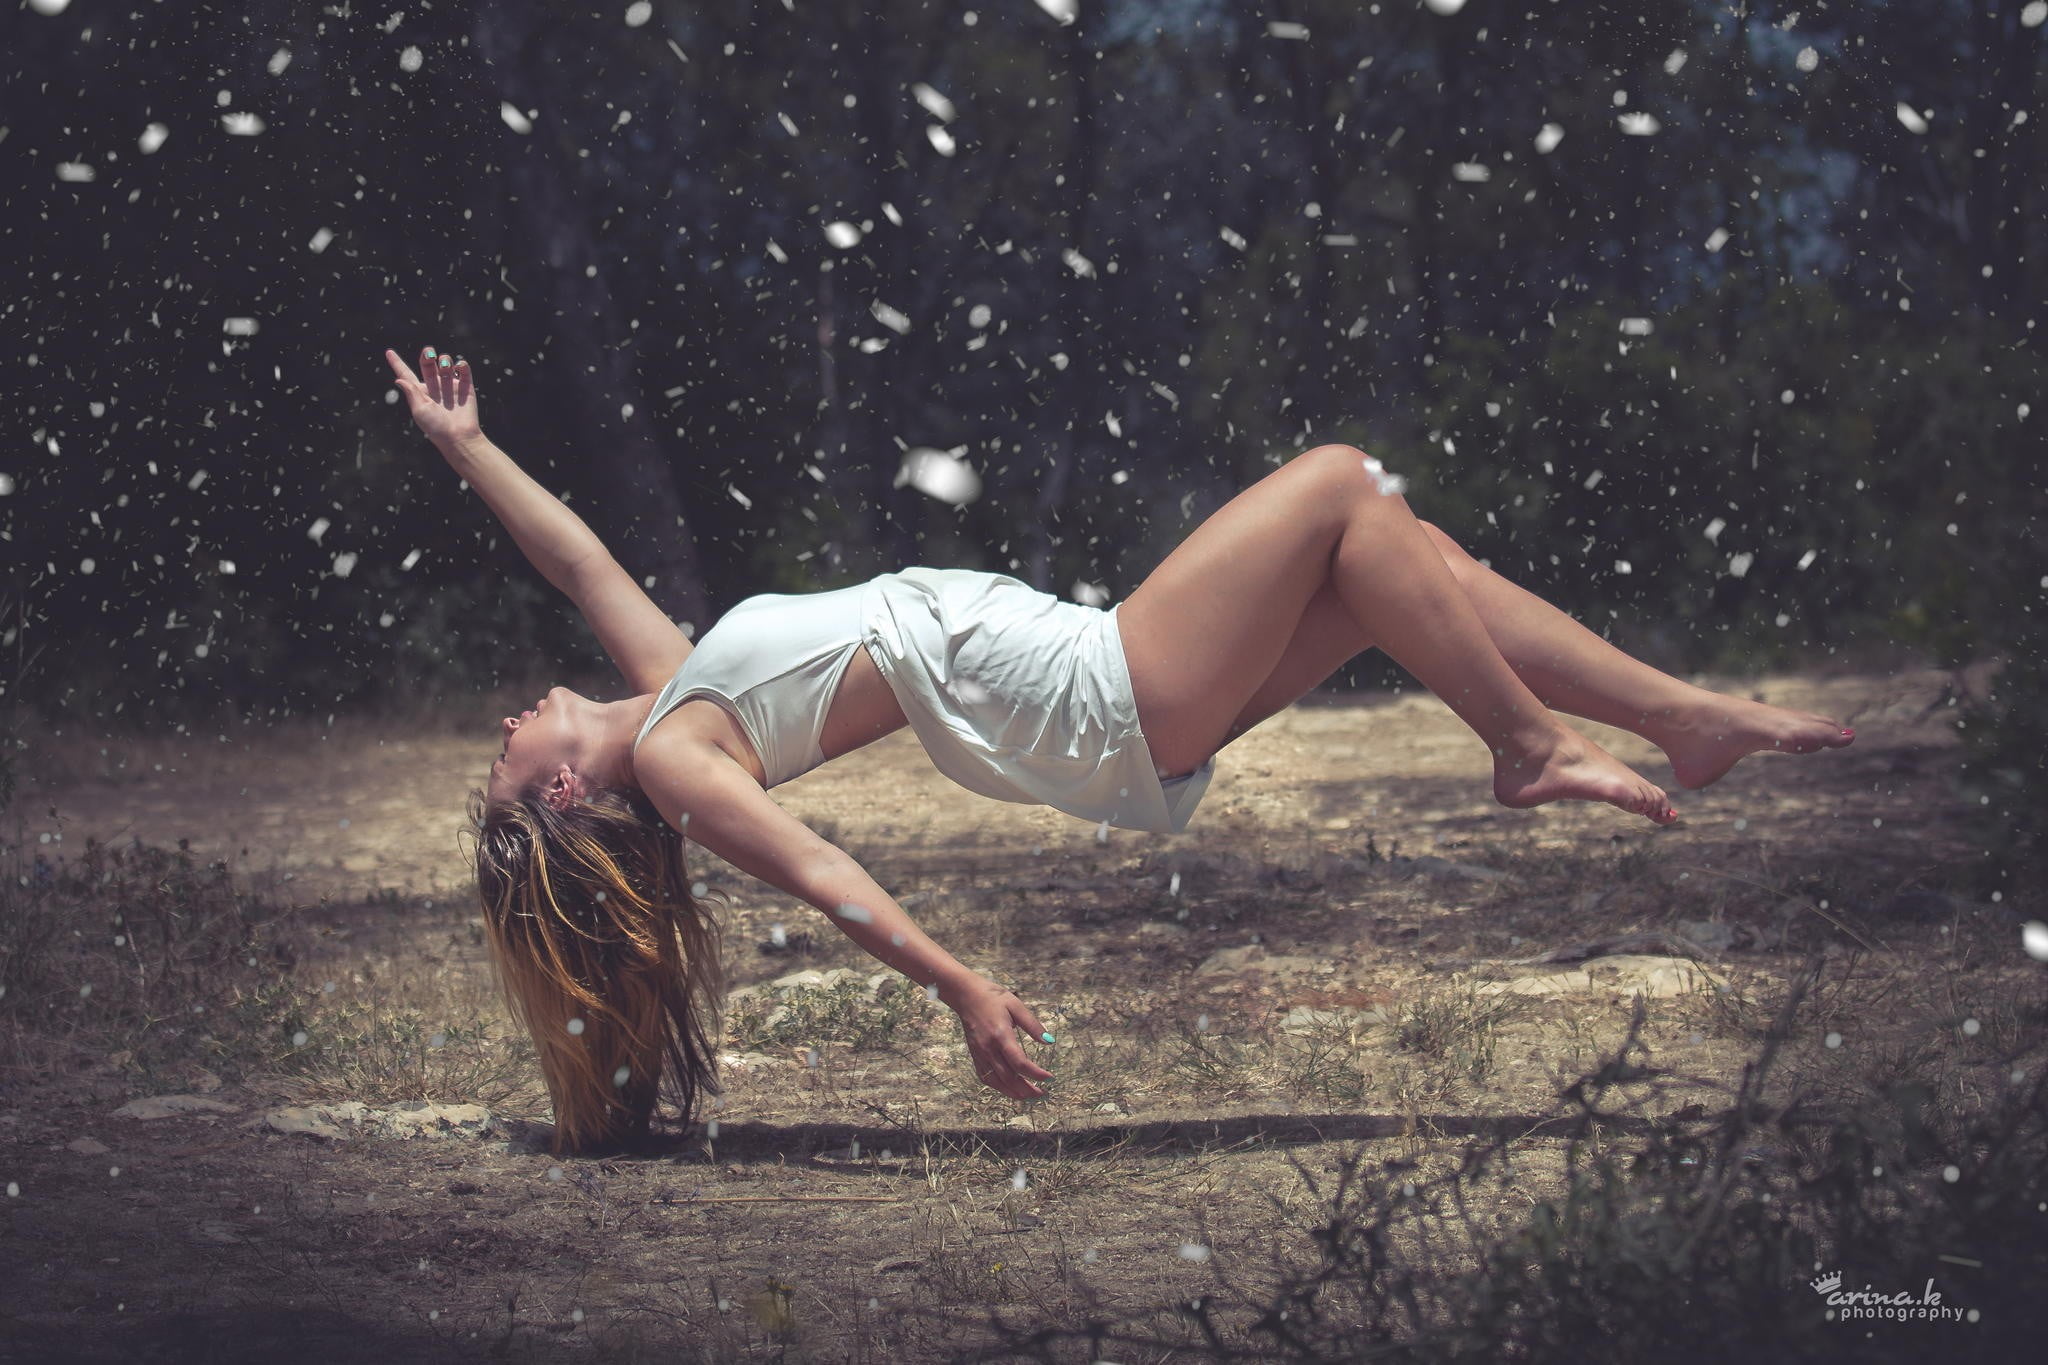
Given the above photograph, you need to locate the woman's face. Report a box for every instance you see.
[488,686,586,807]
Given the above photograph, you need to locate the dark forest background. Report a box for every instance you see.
[2,0,2043,854]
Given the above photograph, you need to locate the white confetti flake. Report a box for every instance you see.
[1218,226,1247,252]
[769,923,788,947]
[223,317,260,337]
[1796,548,1817,570]
[871,300,911,334]
[292,1030,308,1047]
[1266,20,1309,39]
[625,1,653,27]
[1664,48,1689,75]
[926,125,956,156]
[139,123,170,155]
[219,559,236,575]
[55,162,95,183]
[1727,552,1754,579]
[268,48,293,75]
[691,881,708,897]
[912,83,957,122]
[895,447,982,505]
[401,548,422,571]
[613,1064,632,1088]
[1619,317,1654,336]
[1423,0,1467,13]
[567,1018,586,1036]
[1962,1017,1981,1037]
[823,220,862,249]
[221,112,266,136]
[1011,1169,1028,1190]
[727,484,752,509]
[1062,247,1097,277]
[1942,1165,1960,1183]
[1618,112,1661,136]
[332,551,358,579]
[309,226,334,253]
[777,111,799,137]
[1705,227,1730,252]
[1615,560,1633,575]
[2025,1,2047,27]
[399,46,423,73]
[1096,819,1111,844]
[29,0,74,15]
[1178,1243,1212,1262]
[500,103,535,135]
[835,902,874,924]
[1362,455,1407,496]
[1105,411,1122,437]
[1896,103,1929,135]
[1534,123,1565,154]
[1033,0,1078,25]
[1825,1031,1842,1049]
[1795,47,1818,72]
[1451,162,1491,183]
[2022,921,2048,961]
[1072,581,1109,608]
[1703,517,1726,544]
[79,558,95,575]
[1169,872,1181,897]
[5,1182,16,1197]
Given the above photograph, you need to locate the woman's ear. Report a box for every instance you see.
[542,765,583,811]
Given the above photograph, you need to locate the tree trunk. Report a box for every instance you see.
[474,10,711,636]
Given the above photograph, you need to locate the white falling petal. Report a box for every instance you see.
[332,552,359,579]
[309,227,335,253]
[1896,103,1929,135]
[401,548,422,570]
[223,317,259,337]
[1728,552,1754,579]
[777,111,798,137]
[28,0,74,15]
[139,123,170,155]
[1062,247,1097,277]
[1011,1169,1029,1190]
[926,125,957,156]
[1664,49,1688,75]
[1615,560,1633,575]
[1705,227,1731,252]
[1362,455,1407,496]
[1703,517,1726,544]
[1534,123,1565,154]
[769,924,788,947]
[1583,470,1604,490]
[728,484,752,509]
[823,220,862,249]
[267,48,292,75]
[567,1017,586,1036]
[1423,0,1467,13]
[1072,581,1109,608]
[221,112,266,136]
[835,902,874,924]
[1105,411,1122,437]
[912,83,956,122]
[1618,112,1662,136]
[1796,47,1818,72]
[500,103,535,135]
[307,517,331,545]
[1797,549,1818,570]
[626,1,654,26]
[1218,226,1247,251]
[399,46,423,73]
[1619,318,1654,336]
[1033,0,1078,26]
[765,240,787,263]
[882,202,903,226]
[968,304,993,328]
[2021,921,2048,961]
[1266,21,1309,39]
[2024,2,2047,29]
[895,447,982,505]
[55,162,96,183]
[1451,162,1491,182]
[871,300,912,334]
[1179,1243,1212,1262]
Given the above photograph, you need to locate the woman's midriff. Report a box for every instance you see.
[657,641,909,789]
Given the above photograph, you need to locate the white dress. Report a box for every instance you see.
[633,567,1214,834]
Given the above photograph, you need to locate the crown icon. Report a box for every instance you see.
[1810,1271,1843,1294]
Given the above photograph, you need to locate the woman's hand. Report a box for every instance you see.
[940,974,1054,1100]
[384,346,482,451]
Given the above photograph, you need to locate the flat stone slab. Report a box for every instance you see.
[112,1094,242,1120]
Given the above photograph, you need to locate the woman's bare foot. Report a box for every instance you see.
[1493,727,1678,825]
[1654,695,1856,791]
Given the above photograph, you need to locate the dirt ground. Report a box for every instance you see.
[2,663,2037,1362]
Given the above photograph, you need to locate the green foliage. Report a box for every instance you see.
[724,975,934,1053]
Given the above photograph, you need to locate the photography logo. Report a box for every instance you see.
[1807,1267,1975,1325]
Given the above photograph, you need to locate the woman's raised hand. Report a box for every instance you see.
[941,974,1055,1100]
[384,346,482,451]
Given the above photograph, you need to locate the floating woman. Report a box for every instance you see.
[382,345,1855,1155]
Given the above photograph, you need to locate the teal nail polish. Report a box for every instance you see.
[440,355,451,368]
[426,348,436,358]
[1040,1032,1056,1044]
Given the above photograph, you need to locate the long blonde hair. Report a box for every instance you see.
[465,785,723,1155]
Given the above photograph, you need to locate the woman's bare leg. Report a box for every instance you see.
[1417,528,1855,788]
[1118,445,1679,824]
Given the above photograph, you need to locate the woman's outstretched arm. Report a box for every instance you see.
[384,347,606,591]
[386,346,688,692]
